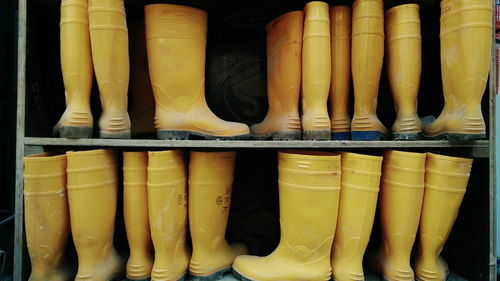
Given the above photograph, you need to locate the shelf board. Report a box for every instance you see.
[25,137,490,149]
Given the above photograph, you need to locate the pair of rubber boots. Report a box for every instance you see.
[231,150,472,281]
[123,150,246,281]
[386,0,491,141]
[24,149,125,281]
[376,151,473,281]
[55,0,131,139]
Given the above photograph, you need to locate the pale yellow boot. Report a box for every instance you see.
[24,153,72,281]
[89,0,131,139]
[66,149,125,281]
[233,151,341,281]
[331,152,382,281]
[144,4,249,140]
[415,153,473,281]
[423,0,492,140]
[330,6,352,140]
[378,150,426,281]
[188,151,247,280]
[386,4,422,140]
[351,0,388,140]
[123,152,154,280]
[129,21,156,137]
[147,150,190,281]
[250,11,303,140]
[54,0,93,138]
[302,1,332,140]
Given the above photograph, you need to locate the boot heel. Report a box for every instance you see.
[446,133,486,141]
[351,131,388,141]
[157,130,190,140]
[332,132,351,140]
[100,131,131,139]
[393,132,422,141]
[57,126,93,139]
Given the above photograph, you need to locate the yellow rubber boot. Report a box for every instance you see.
[422,0,492,140]
[378,150,426,281]
[129,21,156,137]
[147,150,190,281]
[386,4,422,140]
[66,149,125,281]
[89,0,131,139]
[233,151,341,281]
[123,152,154,281]
[331,152,382,281]
[188,151,247,280]
[53,0,93,138]
[24,153,72,281]
[301,1,332,141]
[351,0,388,140]
[330,6,352,140]
[415,153,473,281]
[250,11,303,140]
[144,4,250,140]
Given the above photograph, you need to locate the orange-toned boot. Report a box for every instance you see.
[188,151,247,280]
[351,0,388,140]
[422,0,492,140]
[301,1,332,141]
[414,153,473,281]
[147,150,190,281]
[123,152,154,281]
[89,0,131,139]
[24,153,72,281]
[330,6,352,140]
[386,4,422,140]
[144,4,250,140]
[66,149,125,281]
[250,11,303,140]
[53,0,93,138]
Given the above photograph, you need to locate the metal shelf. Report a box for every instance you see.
[25,137,490,149]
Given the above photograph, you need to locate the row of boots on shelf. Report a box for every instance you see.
[24,149,473,281]
[55,0,492,141]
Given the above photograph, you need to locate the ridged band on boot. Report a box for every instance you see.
[351,0,388,140]
[379,150,426,281]
[123,152,154,280]
[233,150,341,281]
[144,4,249,140]
[54,0,93,138]
[147,150,190,281]
[330,6,352,140]
[66,149,125,281]
[331,152,382,281]
[89,0,131,138]
[250,11,303,140]
[415,153,473,281]
[189,151,247,280]
[24,153,71,281]
[423,0,492,140]
[302,2,332,140]
[386,4,422,140]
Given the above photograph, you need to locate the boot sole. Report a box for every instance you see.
[190,267,233,281]
[351,131,389,141]
[331,132,350,140]
[100,130,132,139]
[393,132,422,141]
[416,273,467,281]
[302,130,331,141]
[123,277,150,281]
[232,268,255,281]
[157,130,250,140]
[251,131,302,141]
[423,133,486,141]
[53,126,93,139]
